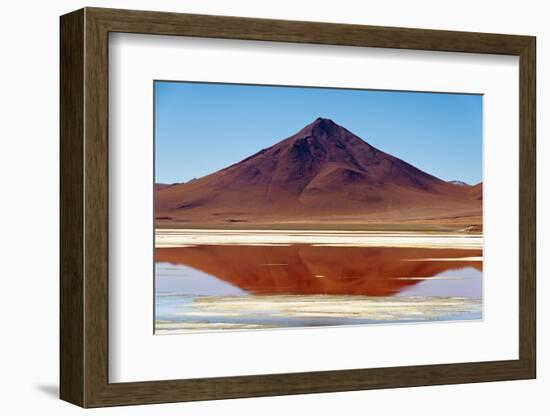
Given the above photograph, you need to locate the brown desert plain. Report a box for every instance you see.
[155,117,482,231]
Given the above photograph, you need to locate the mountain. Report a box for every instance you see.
[155,183,169,191]
[468,182,483,200]
[155,118,482,227]
[448,180,470,187]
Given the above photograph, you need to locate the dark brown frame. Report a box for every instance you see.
[60,7,536,408]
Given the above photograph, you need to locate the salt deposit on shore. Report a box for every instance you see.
[155,294,482,333]
[156,229,482,249]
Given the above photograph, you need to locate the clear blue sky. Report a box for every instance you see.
[155,81,482,185]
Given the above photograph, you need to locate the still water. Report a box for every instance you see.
[155,244,482,333]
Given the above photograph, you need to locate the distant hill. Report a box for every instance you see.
[155,118,482,227]
[154,183,170,191]
[448,180,470,187]
[468,182,483,200]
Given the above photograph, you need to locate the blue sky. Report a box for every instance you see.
[155,81,482,185]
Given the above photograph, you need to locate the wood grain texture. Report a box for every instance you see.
[89,7,532,54]
[518,38,536,376]
[59,8,84,406]
[83,10,110,406]
[59,7,537,408]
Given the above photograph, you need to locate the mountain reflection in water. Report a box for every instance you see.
[155,245,481,297]
[155,244,482,332]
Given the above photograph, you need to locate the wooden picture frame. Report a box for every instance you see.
[60,7,536,408]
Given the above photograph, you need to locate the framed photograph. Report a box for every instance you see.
[60,7,536,407]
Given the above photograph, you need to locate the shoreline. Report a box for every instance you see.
[155,220,482,233]
[155,228,483,249]
[155,294,482,333]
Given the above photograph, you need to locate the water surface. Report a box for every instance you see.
[155,242,482,333]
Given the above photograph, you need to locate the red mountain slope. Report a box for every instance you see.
[156,118,482,226]
[468,182,483,200]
